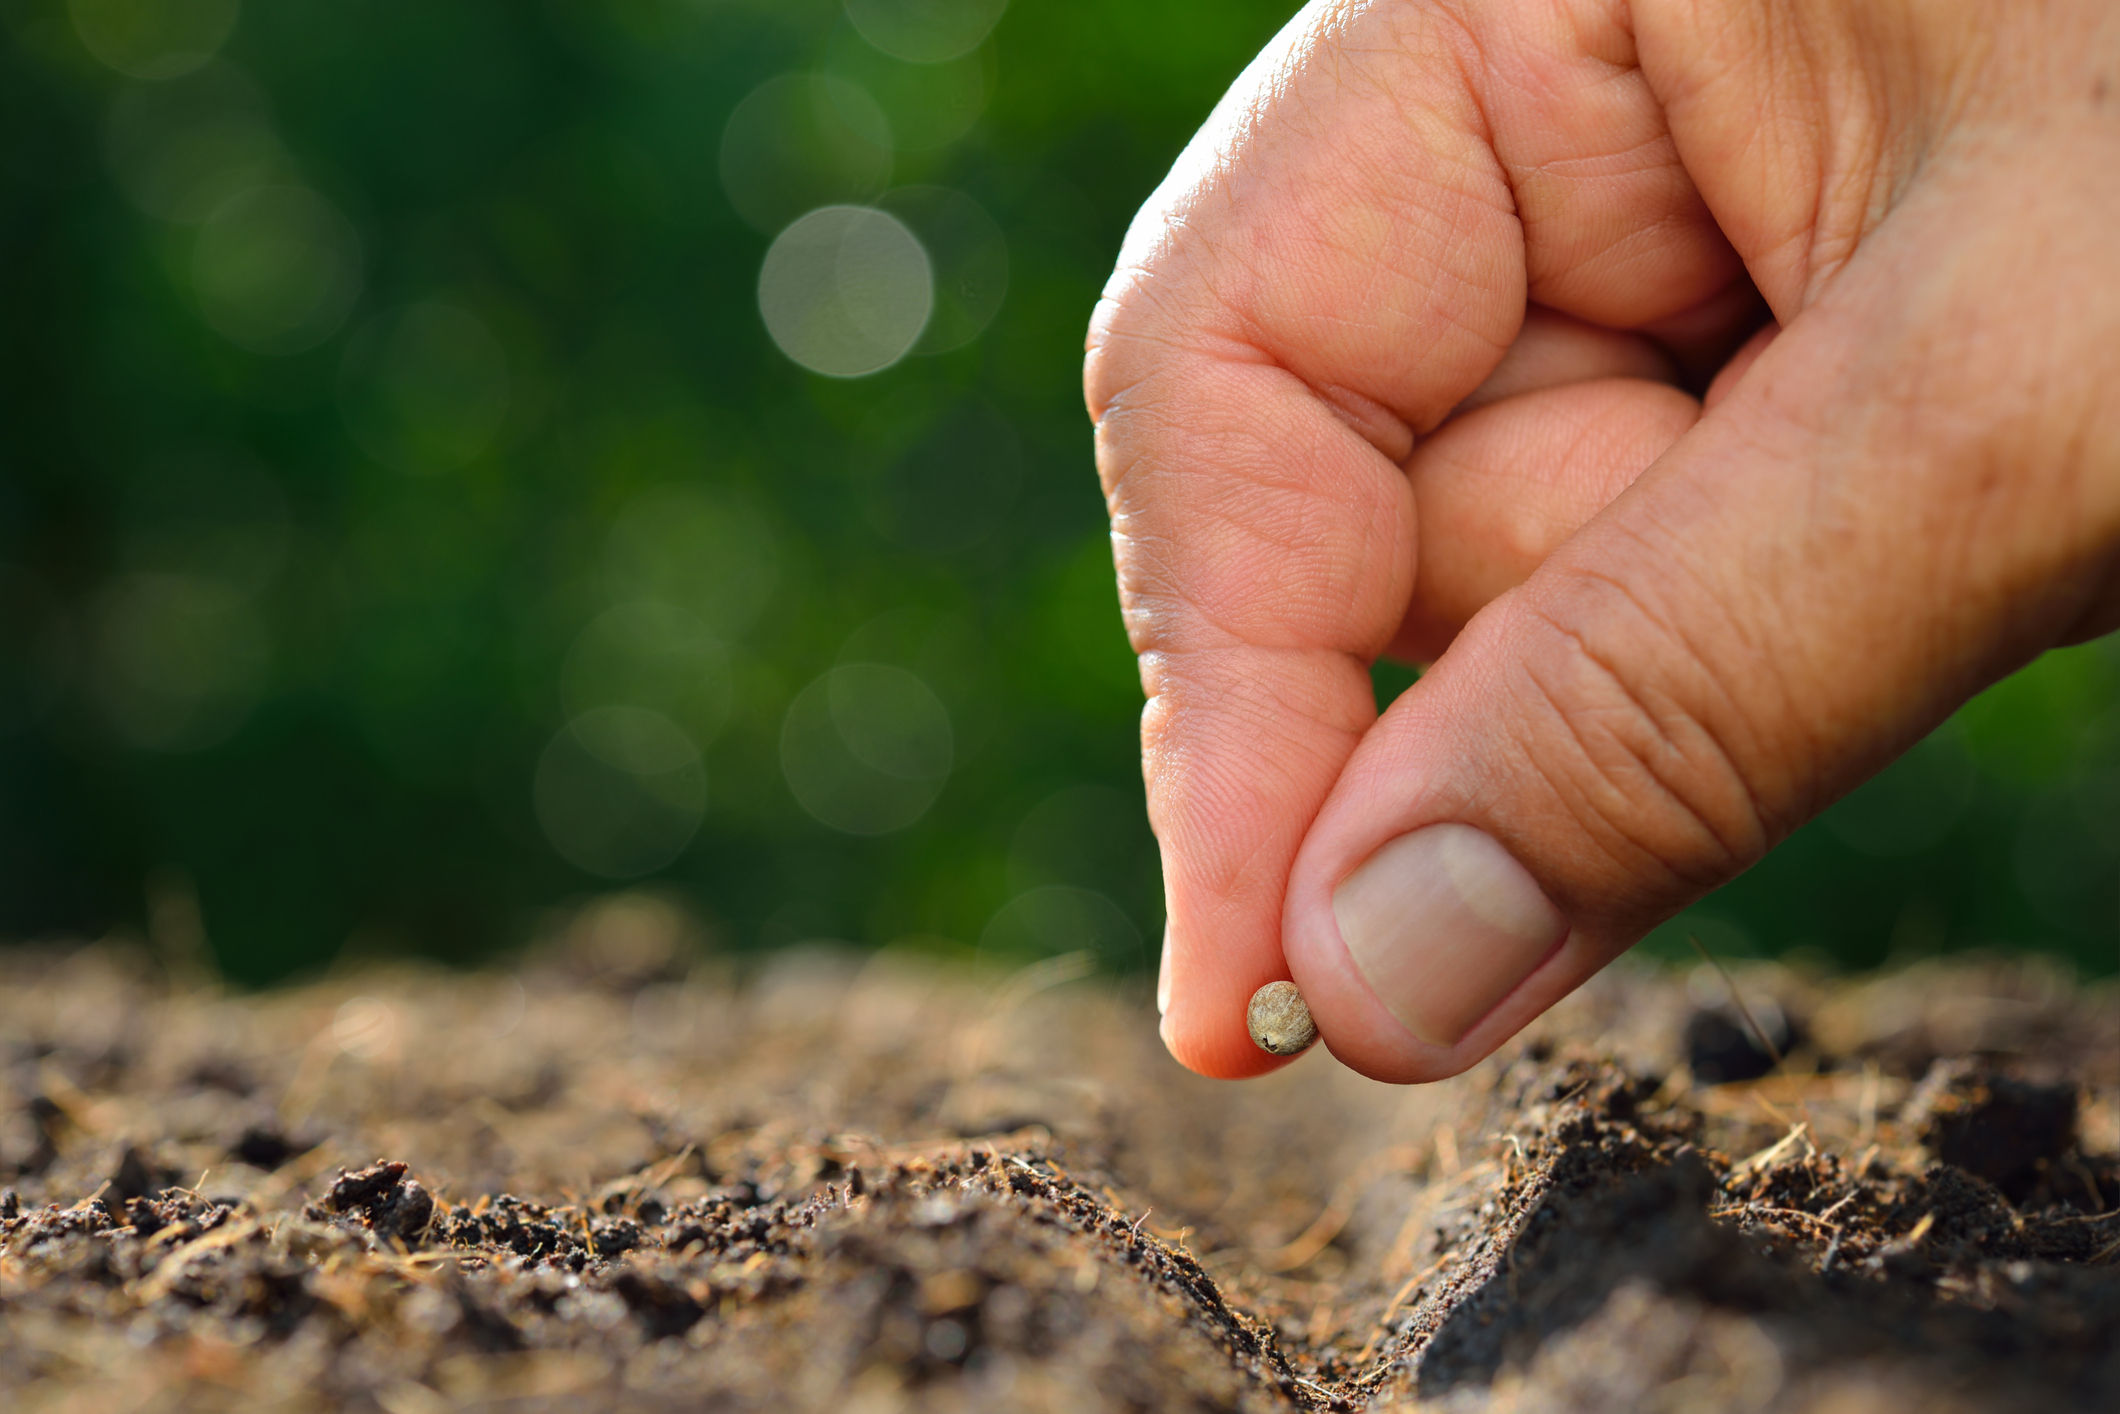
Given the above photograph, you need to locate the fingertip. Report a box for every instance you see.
[1142,651,1385,1081]
[1284,875,1465,1083]
[1161,962,1288,1085]
[1158,1007,1291,1079]
[1284,822,1609,1084]
[1288,916,1603,1085]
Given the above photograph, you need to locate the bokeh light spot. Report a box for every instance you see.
[192,184,361,355]
[824,27,991,152]
[87,573,268,752]
[563,602,737,746]
[831,665,951,781]
[340,301,510,474]
[104,63,286,225]
[844,0,1009,65]
[719,74,892,234]
[563,602,734,750]
[535,707,707,880]
[759,205,931,378]
[1007,783,1152,900]
[604,487,779,640]
[70,0,239,80]
[979,884,1140,966]
[880,186,1007,354]
[571,703,700,776]
[781,664,952,835]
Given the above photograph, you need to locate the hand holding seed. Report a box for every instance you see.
[1090,0,2120,1083]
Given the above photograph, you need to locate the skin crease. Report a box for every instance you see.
[1084,0,2120,1082]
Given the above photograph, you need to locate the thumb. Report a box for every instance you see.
[1283,207,2120,1083]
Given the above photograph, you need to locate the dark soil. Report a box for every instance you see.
[3,910,2116,1412]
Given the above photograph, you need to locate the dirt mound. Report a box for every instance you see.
[1,940,2115,1411]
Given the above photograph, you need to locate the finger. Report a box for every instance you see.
[1453,308,1678,414]
[1093,351,1417,1080]
[1281,173,2120,1081]
[1462,0,1770,380]
[1394,377,1701,662]
[1457,0,1747,327]
[1087,0,1745,1078]
[1088,3,1509,1080]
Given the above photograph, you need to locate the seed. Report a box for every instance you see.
[1247,981,1317,1056]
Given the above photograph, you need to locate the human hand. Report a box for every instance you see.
[1084,0,2120,1080]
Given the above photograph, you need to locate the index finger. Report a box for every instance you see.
[1085,0,1738,1076]
[1085,2,1518,1076]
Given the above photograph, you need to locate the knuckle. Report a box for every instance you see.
[1113,544,1216,661]
[1101,373,1415,659]
[1085,237,1251,435]
[1084,280,1184,430]
[1505,572,1776,901]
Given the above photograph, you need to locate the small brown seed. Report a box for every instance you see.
[1247,981,1317,1056]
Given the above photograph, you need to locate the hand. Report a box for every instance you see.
[1084,0,2120,1081]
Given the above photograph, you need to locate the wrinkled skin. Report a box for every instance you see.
[1085,0,2120,1081]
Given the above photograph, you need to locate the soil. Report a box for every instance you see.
[2,908,2117,1412]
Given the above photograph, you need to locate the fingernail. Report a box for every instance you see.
[1156,926,1173,1016]
[1331,823,1567,1048]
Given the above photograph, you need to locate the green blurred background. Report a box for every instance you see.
[2,0,2115,985]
